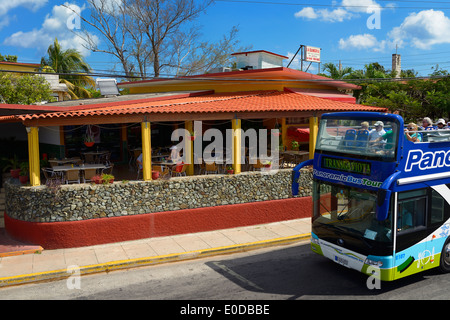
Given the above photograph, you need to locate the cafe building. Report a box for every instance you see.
[0,51,387,249]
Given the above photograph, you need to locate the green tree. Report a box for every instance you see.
[349,63,388,79]
[0,73,52,104]
[41,38,95,99]
[321,62,353,79]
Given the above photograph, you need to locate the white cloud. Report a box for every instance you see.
[338,33,386,52]
[294,0,381,22]
[388,10,450,49]
[295,7,353,22]
[341,0,381,13]
[0,0,47,16]
[3,3,96,56]
[294,7,317,20]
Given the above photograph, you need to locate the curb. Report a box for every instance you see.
[0,233,311,288]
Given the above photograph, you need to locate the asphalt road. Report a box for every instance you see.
[1,240,450,303]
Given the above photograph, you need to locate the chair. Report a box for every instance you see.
[99,152,111,165]
[42,167,63,183]
[101,163,114,175]
[83,168,98,183]
[173,163,188,177]
[84,154,95,164]
[251,159,264,171]
[205,162,219,174]
[151,165,170,179]
[344,129,357,147]
[64,169,81,184]
[355,129,369,150]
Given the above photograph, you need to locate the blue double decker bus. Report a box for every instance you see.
[292,111,450,281]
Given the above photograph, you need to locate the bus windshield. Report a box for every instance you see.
[315,117,399,161]
[312,180,392,254]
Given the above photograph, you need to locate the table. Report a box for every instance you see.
[49,157,81,166]
[82,151,109,163]
[153,161,179,174]
[280,151,309,166]
[52,163,108,172]
[51,164,108,183]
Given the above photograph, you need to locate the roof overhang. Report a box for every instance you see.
[0,90,386,127]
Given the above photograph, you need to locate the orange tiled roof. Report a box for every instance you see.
[6,91,386,124]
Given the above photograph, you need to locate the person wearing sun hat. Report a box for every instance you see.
[436,118,448,130]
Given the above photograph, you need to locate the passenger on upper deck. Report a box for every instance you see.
[369,121,385,141]
[420,117,436,131]
[372,126,396,155]
[436,118,448,130]
[404,123,422,142]
[360,121,369,131]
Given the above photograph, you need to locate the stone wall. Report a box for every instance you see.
[5,168,312,223]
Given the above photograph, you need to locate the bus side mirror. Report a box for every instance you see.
[376,189,391,221]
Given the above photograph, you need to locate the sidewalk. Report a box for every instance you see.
[0,218,311,288]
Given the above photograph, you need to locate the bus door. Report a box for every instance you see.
[394,189,429,277]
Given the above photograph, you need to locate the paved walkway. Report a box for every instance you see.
[0,218,311,287]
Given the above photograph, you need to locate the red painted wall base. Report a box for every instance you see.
[4,197,312,250]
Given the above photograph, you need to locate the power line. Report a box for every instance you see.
[1,68,448,84]
[215,0,450,9]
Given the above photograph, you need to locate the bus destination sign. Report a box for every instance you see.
[322,157,371,175]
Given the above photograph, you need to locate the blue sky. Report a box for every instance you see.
[2,0,450,77]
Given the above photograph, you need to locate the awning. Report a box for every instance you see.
[287,127,310,142]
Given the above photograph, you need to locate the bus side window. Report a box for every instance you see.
[431,189,445,225]
[397,189,427,232]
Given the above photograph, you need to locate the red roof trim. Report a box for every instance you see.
[231,50,289,59]
[0,61,40,67]
[0,90,214,113]
[118,67,360,90]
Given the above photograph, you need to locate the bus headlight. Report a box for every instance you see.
[365,258,383,267]
[311,237,320,245]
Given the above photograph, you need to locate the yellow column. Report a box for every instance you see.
[184,121,194,176]
[281,118,287,151]
[309,116,319,159]
[232,118,241,174]
[141,121,152,181]
[26,127,41,186]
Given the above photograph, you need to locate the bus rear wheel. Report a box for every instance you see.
[439,238,450,273]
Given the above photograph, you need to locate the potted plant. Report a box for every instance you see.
[84,134,95,147]
[2,155,21,178]
[189,130,196,141]
[226,165,234,174]
[91,174,103,184]
[101,173,114,184]
[19,161,29,184]
[152,170,160,180]
[291,140,299,151]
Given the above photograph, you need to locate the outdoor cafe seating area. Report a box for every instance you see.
[42,150,113,185]
[40,145,309,185]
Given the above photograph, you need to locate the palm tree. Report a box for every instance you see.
[41,38,95,99]
[322,62,353,79]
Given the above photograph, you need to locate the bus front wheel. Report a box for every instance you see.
[439,238,450,273]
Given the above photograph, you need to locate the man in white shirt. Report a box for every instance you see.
[369,121,386,150]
